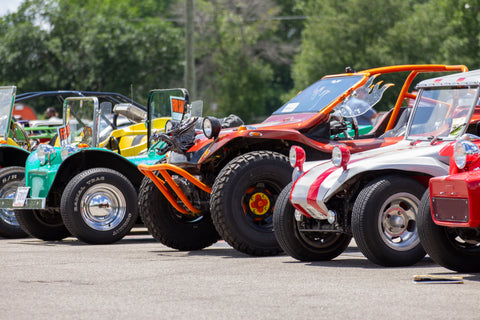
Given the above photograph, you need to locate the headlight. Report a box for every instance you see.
[454,140,480,169]
[37,144,57,166]
[61,144,80,160]
[289,145,306,171]
[331,145,350,169]
[202,116,221,139]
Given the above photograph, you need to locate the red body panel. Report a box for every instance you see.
[430,169,480,228]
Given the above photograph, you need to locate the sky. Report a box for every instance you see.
[0,0,23,16]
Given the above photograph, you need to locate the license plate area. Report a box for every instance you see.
[432,197,469,223]
[12,187,30,207]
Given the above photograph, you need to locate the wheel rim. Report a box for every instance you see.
[378,192,420,251]
[444,228,480,252]
[80,184,126,231]
[242,183,279,232]
[0,187,19,226]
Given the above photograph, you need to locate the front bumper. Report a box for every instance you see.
[0,198,46,210]
[429,171,480,228]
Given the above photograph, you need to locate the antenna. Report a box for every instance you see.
[130,84,133,102]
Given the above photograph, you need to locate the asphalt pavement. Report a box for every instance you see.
[0,229,479,319]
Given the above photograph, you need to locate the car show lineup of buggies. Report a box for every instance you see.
[136,64,467,257]
[0,88,193,244]
[2,65,480,274]
[0,88,147,238]
[274,68,480,267]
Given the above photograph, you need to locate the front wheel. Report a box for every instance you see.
[352,175,426,267]
[15,209,70,241]
[60,168,138,244]
[0,166,28,238]
[138,176,219,250]
[418,190,480,272]
[210,151,292,256]
[273,183,351,261]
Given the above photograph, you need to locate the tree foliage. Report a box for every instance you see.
[0,0,183,107]
[1,0,480,119]
[193,0,298,122]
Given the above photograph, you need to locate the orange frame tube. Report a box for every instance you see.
[138,163,211,214]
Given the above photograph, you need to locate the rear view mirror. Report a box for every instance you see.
[113,103,147,122]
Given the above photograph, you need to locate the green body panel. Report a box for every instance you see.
[25,141,165,199]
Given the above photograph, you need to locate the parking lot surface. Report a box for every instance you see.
[0,229,479,319]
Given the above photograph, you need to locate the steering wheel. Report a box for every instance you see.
[349,116,359,139]
[11,122,31,151]
[80,126,93,146]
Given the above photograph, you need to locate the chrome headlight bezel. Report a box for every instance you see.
[454,140,480,169]
[331,145,351,169]
[289,145,306,170]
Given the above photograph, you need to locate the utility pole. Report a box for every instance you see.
[185,0,196,99]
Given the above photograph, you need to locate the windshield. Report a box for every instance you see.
[0,87,16,139]
[333,76,393,119]
[406,87,480,140]
[60,97,98,147]
[273,75,363,115]
[149,89,186,121]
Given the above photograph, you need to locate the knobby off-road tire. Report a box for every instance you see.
[15,209,70,241]
[273,183,352,261]
[352,175,426,267]
[60,168,138,244]
[0,166,28,238]
[210,150,292,256]
[138,176,220,250]
[418,190,480,272]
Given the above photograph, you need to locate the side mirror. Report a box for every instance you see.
[190,100,203,118]
[113,103,147,122]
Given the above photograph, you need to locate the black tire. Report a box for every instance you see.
[15,209,70,241]
[418,190,480,272]
[210,151,292,256]
[0,166,28,238]
[352,175,426,267]
[138,176,220,250]
[273,183,351,261]
[60,168,138,244]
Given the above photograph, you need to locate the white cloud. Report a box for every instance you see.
[0,0,24,16]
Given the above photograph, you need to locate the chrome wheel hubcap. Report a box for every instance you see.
[80,184,126,231]
[0,187,19,226]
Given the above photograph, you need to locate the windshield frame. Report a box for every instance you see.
[60,97,100,147]
[0,86,16,140]
[405,86,480,141]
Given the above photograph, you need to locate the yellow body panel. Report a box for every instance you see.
[97,117,168,157]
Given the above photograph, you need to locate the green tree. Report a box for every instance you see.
[291,0,420,92]
[193,0,299,122]
[370,0,480,69]
[0,0,184,107]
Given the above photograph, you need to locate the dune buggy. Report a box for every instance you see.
[418,98,480,272]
